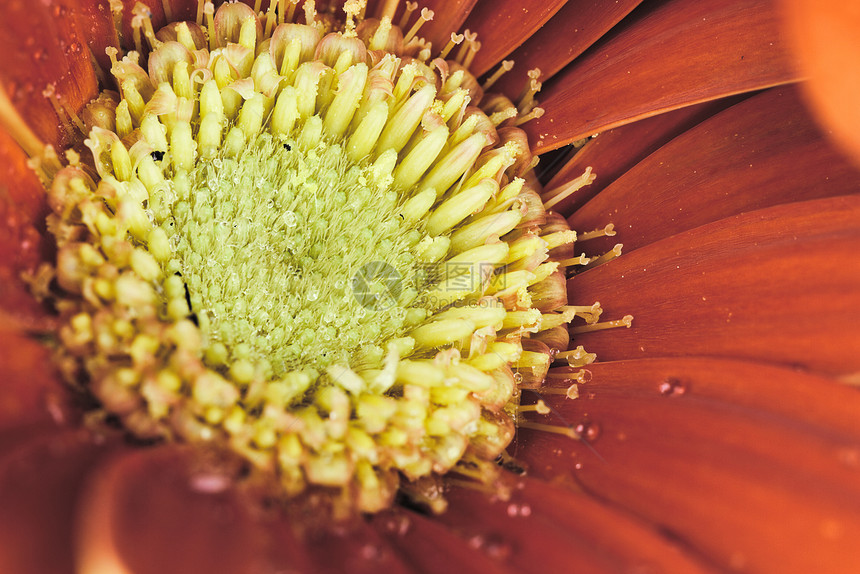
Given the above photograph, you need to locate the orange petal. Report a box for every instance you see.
[0,328,69,431]
[492,0,643,96]
[0,129,52,310]
[518,357,860,574]
[371,509,516,574]
[568,195,860,377]
[0,129,45,225]
[432,477,716,573]
[0,428,116,574]
[524,0,800,153]
[75,446,282,573]
[460,0,567,77]
[296,512,417,573]
[544,96,740,216]
[782,0,860,167]
[0,0,99,149]
[568,86,860,254]
[75,444,436,572]
[71,0,120,72]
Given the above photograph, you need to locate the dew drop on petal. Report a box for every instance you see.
[359,543,382,561]
[189,473,232,493]
[575,420,601,442]
[484,536,513,560]
[506,502,532,517]
[658,377,687,396]
[379,512,411,537]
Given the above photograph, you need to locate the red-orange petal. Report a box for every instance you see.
[460,0,567,77]
[0,128,53,314]
[295,513,417,573]
[75,446,285,573]
[524,0,800,153]
[492,0,643,96]
[567,86,860,254]
[568,194,860,377]
[0,428,116,574]
[432,477,719,573]
[70,0,120,72]
[782,0,860,167]
[0,327,69,431]
[544,96,741,216]
[517,357,860,574]
[0,0,99,149]
[371,509,517,574]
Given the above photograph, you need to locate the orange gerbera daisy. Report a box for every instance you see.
[1,0,859,572]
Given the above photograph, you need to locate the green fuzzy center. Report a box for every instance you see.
[166,132,424,375]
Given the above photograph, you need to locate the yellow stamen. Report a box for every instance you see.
[455,29,477,64]
[399,1,417,29]
[581,243,623,270]
[569,315,634,335]
[517,421,580,440]
[518,400,550,414]
[482,60,514,91]
[404,7,433,43]
[515,106,544,126]
[558,253,590,267]
[439,32,464,60]
[579,223,617,241]
[462,40,481,69]
[543,166,595,209]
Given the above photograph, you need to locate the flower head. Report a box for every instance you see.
[1,0,859,572]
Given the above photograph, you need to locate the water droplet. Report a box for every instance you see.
[575,420,601,442]
[33,48,48,62]
[65,41,82,56]
[306,288,319,302]
[506,503,532,517]
[359,544,381,561]
[658,377,687,396]
[485,536,512,560]
[189,473,231,493]
[380,512,411,537]
[282,210,297,228]
[513,372,523,384]
[574,462,583,470]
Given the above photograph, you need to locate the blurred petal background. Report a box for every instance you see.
[1,0,859,572]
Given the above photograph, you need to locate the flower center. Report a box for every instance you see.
[169,131,420,375]
[7,0,625,516]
